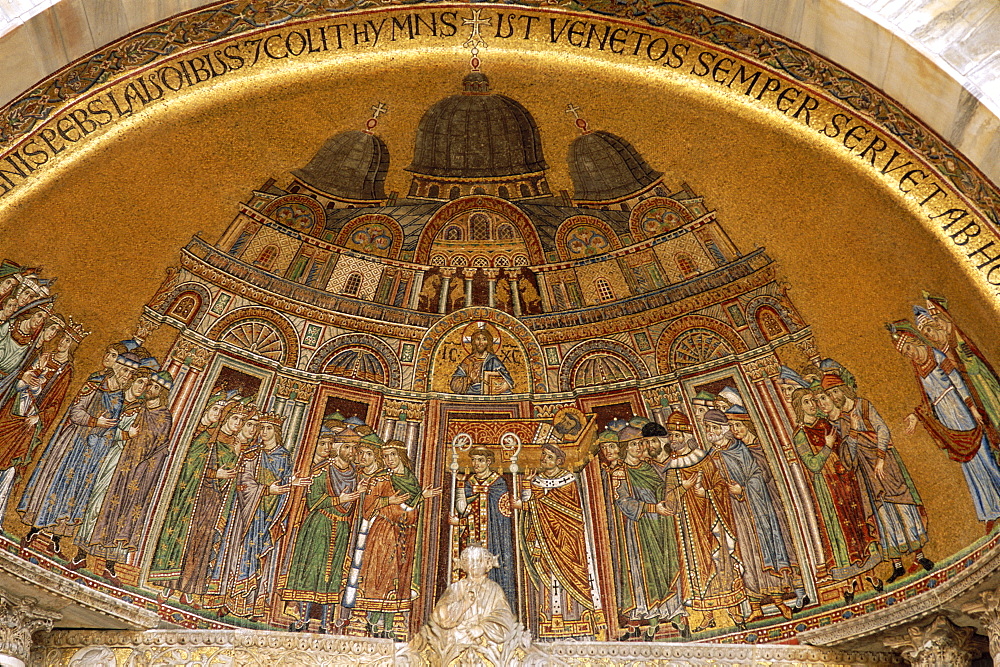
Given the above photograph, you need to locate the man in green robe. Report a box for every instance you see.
[612,417,684,639]
[148,395,231,598]
[281,432,359,632]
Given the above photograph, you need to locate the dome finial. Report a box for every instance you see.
[566,103,589,134]
[462,9,491,72]
[365,101,389,134]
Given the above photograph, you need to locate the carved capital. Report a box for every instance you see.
[963,586,1000,660]
[0,592,60,664]
[169,338,211,370]
[884,615,982,667]
[794,335,820,362]
[274,376,317,403]
[134,315,161,344]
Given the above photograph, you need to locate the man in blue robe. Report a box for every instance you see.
[450,446,517,612]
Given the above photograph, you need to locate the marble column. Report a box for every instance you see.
[963,586,1000,663]
[0,593,60,667]
[884,615,982,667]
[438,269,455,314]
[509,274,522,317]
[409,270,424,310]
[464,270,474,308]
[483,269,499,307]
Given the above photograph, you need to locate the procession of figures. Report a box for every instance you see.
[0,258,999,642]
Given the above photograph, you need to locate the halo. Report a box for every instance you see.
[461,321,503,355]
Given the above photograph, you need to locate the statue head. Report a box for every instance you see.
[457,545,499,578]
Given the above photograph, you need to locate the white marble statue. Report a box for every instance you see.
[404,545,534,666]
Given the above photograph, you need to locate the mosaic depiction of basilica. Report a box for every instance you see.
[0,59,999,646]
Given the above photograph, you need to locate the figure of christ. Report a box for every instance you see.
[148,395,231,594]
[69,369,152,571]
[822,374,933,584]
[84,371,173,584]
[0,320,76,515]
[659,421,747,633]
[514,443,599,640]
[18,342,133,558]
[449,329,514,396]
[790,388,880,604]
[407,545,532,667]
[612,424,685,640]
[342,442,439,639]
[449,446,517,613]
[919,297,1000,439]
[281,436,359,633]
[894,324,1000,533]
[221,414,305,619]
[706,407,805,620]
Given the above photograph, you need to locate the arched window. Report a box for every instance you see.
[428,184,440,199]
[253,245,279,270]
[595,278,615,302]
[342,272,363,296]
[171,296,196,318]
[449,186,461,200]
[470,213,490,240]
[519,184,531,198]
[496,224,515,240]
[473,186,485,195]
[676,254,698,277]
[444,226,463,241]
[498,186,509,199]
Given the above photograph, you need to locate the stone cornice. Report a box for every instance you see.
[799,538,1000,647]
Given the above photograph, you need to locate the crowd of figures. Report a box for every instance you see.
[1,260,1000,642]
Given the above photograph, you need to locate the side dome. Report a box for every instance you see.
[407,73,548,178]
[568,130,662,201]
[292,130,389,201]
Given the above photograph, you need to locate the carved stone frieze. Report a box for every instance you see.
[274,376,318,402]
[883,615,983,667]
[0,592,59,665]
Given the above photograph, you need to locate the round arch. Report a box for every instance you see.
[412,306,547,393]
[153,281,212,329]
[558,338,650,391]
[655,315,748,374]
[307,332,402,388]
[414,196,546,265]
[207,306,300,367]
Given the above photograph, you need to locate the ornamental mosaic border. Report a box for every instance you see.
[0,0,997,232]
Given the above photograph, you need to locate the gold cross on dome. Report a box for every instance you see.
[565,103,582,120]
[462,9,491,51]
[371,102,389,119]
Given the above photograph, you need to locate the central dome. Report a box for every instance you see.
[406,72,548,179]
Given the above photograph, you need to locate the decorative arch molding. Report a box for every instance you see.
[412,307,546,393]
[555,215,622,261]
[558,338,650,391]
[207,306,300,367]
[334,214,403,260]
[628,197,695,241]
[655,315,748,374]
[154,281,212,329]
[260,194,326,236]
[307,332,402,388]
[744,295,800,345]
[414,197,546,265]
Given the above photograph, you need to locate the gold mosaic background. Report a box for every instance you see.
[0,24,994,563]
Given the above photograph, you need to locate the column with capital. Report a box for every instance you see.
[883,615,984,667]
[509,271,522,317]
[963,586,1000,663]
[464,269,474,308]
[439,268,455,314]
[483,269,499,308]
[409,270,425,310]
[0,592,59,667]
